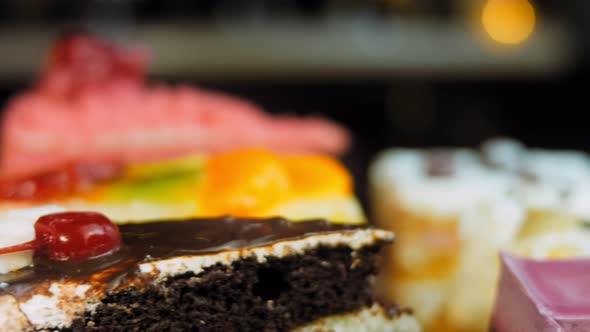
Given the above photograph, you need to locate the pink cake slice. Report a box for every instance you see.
[493,253,590,332]
[0,35,350,176]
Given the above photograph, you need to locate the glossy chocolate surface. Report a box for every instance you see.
[0,217,358,298]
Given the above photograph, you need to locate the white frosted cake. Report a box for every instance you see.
[370,139,590,332]
[0,207,420,332]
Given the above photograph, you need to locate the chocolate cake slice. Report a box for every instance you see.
[0,215,419,332]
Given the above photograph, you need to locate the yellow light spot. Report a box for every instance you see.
[481,0,536,45]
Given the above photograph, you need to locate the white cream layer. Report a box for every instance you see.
[371,143,590,221]
[370,149,519,217]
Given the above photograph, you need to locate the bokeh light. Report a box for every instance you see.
[482,0,536,45]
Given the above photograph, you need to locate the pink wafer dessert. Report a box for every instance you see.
[1,34,350,176]
[493,254,590,332]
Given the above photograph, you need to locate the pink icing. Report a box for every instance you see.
[493,254,590,332]
[0,35,350,176]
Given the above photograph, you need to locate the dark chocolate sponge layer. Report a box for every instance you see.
[61,245,382,332]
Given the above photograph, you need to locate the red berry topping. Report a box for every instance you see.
[0,212,122,261]
[37,34,147,99]
[0,161,124,201]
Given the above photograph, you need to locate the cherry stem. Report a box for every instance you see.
[0,240,38,255]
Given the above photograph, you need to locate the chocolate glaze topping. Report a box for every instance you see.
[0,216,361,298]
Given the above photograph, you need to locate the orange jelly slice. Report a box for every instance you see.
[200,149,290,216]
[281,155,352,196]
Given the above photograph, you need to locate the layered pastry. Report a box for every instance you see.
[0,149,364,224]
[493,254,590,332]
[482,138,590,223]
[0,208,420,332]
[369,148,523,332]
[369,140,590,332]
[0,34,350,177]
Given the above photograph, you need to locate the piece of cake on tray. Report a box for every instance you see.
[0,207,420,332]
[0,34,350,178]
[0,34,362,225]
[493,254,590,332]
[369,139,590,332]
[369,148,523,332]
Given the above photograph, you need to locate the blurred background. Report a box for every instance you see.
[0,0,588,203]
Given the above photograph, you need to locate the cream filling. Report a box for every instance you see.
[294,304,421,332]
[140,229,393,278]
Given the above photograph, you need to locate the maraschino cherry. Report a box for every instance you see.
[0,212,122,261]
